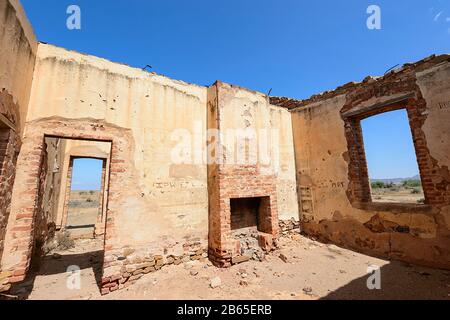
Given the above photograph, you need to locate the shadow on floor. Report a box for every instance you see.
[322,260,450,300]
[9,250,104,300]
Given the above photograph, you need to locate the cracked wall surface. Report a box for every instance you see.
[0,0,37,291]
[279,55,450,269]
[207,82,298,267]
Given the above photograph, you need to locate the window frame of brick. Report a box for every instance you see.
[342,98,431,208]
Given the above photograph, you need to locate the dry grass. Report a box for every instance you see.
[372,186,424,203]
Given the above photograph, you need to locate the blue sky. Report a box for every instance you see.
[22,0,450,180]
[361,110,420,179]
[71,158,103,190]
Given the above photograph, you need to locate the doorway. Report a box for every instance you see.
[65,158,105,239]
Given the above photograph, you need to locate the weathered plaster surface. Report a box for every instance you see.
[26,44,210,247]
[0,0,37,132]
[287,56,450,269]
[207,82,298,266]
[0,0,37,288]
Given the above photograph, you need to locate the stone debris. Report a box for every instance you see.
[239,280,248,287]
[233,229,267,263]
[0,271,12,293]
[292,235,302,242]
[231,255,250,265]
[279,253,288,263]
[101,240,209,294]
[210,277,222,289]
[279,218,300,235]
[303,287,313,295]
[184,260,200,269]
[190,270,198,276]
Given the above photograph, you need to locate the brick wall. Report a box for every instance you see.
[209,167,279,267]
[230,197,259,231]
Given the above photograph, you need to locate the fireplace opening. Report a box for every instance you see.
[230,196,272,261]
[231,197,260,231]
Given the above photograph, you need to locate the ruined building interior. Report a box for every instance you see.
[0,0,449,296]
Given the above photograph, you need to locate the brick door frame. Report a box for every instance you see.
[1,118,132,285]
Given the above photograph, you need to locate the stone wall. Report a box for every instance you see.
[273,55,450,269]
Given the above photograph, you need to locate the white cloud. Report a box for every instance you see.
[434,11,443,21]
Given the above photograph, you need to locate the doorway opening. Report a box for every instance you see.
[65,158,105,239]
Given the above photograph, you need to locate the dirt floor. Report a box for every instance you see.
[8,234,450,300]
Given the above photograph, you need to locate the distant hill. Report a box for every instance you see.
[371,174,420,185]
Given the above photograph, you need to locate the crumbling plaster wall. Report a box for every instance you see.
[23,43,210,250]
[214,82,298,221]
[0,0,37,284]
[207,82,298,266]
[0,42,212,289]
[289,56,450,269]
[0,0,37,132]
